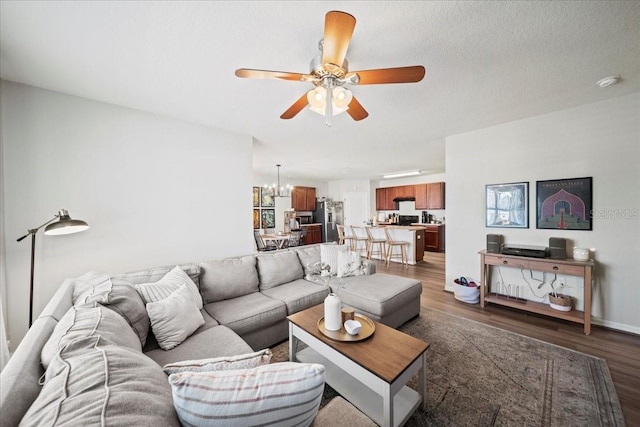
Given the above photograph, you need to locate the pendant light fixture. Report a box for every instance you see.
[263,164,294,197]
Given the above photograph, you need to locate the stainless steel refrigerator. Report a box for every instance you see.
[314,200,343,243]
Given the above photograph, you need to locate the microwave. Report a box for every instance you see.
[296,213,313,225]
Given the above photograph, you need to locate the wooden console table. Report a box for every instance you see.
[479,250,595,334]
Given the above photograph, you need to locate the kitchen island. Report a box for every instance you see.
[365,226,425,265]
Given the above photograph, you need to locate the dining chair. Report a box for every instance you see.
[365,227,386,260]
[384,227,408,268]
[254,230,276,252]
[287,230,302,247]
[350,226,369,256]
[336,224,354,249]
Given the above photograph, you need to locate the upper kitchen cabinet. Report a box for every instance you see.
[394,185,415,199]
[415,184,428,209]
[292,186,316,211]
[409,182,446,210]
[375,188,395,210]
[426,182,445,209]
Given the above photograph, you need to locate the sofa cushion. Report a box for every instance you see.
[204,292,287,336]
[257,251,304,290]
[199,256,259,303]
[335,273,422,317]
[136,265,203,309]
[21,336,180,426]
[41,305,142,370]
[292,244,322,276]
[261,279,330,314]
[146,284,205,351]
[168,362,325,427]
[162,349,272,375]
[145,325,252,367]
[81,278,150,346]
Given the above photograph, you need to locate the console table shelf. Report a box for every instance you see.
[479,250,595,334]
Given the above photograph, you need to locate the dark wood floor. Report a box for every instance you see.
[378,251,640,425]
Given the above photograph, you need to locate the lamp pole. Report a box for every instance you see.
[17,210,88,327]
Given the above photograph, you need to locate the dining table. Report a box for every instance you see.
[261,233,290,249]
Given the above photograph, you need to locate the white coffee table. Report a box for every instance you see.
[288,304,429,427]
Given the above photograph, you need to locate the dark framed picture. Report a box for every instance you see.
[536,177,592,230]
[485,182,529,228]
[253,187,260,207]
[253,209,260,229]
[261,187,275,207]
[261,209,275,229]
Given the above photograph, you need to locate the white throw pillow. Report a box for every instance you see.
[168,362,325,427]
[136,265,203,309]
[337,250,364,278]
[146,284,204,351]
[163,349,272,375]
[320,243,348,276]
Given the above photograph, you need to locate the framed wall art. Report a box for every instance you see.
[261,187,275,207]
[253,187,260,207]
[253,209,260,229]
[485,182,529,228]
[536,177,592,230]
[261,209,275,229]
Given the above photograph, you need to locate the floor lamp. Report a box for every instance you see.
[16,209,89,327]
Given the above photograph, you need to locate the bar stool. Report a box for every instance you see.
[384,227,408,268]
[365,227,386,260]
[336,224,354,249]
[350,226,369,256]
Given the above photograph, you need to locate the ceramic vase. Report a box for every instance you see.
[324,293,342,331]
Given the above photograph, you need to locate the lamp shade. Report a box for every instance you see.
[44,209,89,236]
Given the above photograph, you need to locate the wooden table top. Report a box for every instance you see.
[288,304,429,384]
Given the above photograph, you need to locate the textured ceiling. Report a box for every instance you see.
[1,1,639,181]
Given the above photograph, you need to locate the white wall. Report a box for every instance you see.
[1,81,254,348]
[446,93,640,333]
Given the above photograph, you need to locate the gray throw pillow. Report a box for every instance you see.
[24,336,180,426]
[41,305,142,370]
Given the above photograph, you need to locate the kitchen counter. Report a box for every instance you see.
[411,223,445,227]
[299,223,322,226]
[355,226,424,264]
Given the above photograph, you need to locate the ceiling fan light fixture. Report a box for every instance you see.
[333,86,353,109]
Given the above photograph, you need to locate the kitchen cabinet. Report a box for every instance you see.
[292,186,316,211]
[415,184,428,209]
[375,188,395,211]
[394,185,415,199]
[303,224,322,245]
[415,228,425,261]
[426,182,445,209]
[424,225,445,252]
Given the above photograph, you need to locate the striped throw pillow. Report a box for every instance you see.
[163,349,272,375]
[168,362,325,427]
[320,243,348,276]
[135,265,203,309]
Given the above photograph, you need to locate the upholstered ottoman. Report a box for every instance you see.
[332,273,422,328]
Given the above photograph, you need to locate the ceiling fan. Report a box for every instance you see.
[235,10,426,126]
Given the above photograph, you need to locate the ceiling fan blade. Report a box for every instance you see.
[347,96,368,121]
[280,93,309,119]
[350,66,426,85]
[322,11,356,68]
[235,68,308,82]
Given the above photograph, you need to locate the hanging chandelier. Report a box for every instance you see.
[264,164,294,197]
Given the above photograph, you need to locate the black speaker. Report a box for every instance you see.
[487,234,503,253]
[549,237,567,259]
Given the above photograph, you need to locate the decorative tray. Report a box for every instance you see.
[317,314,375,342]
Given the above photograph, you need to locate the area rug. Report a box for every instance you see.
[271,309,625,426]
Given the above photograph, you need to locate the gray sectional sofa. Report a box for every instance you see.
[1,243,422,425]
